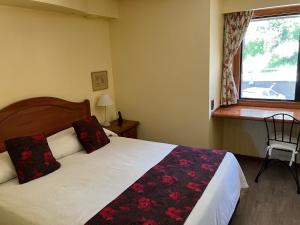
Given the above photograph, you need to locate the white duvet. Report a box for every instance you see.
[0,137,248,225]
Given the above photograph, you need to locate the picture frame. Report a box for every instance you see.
[91,71,108,91]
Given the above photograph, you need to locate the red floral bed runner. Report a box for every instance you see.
[85,146,226,225]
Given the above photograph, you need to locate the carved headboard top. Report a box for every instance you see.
[0,97,91,152]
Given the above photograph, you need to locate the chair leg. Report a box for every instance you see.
[255,150,270,183]
[294,154,300,194]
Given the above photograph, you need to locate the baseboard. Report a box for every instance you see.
[234,153,297,163]
[234,153,263,161]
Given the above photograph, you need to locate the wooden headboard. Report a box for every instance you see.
[0,97,91,152]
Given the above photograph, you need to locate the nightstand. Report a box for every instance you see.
[104,120,140,139]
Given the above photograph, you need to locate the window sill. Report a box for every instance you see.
[238,99,300,109]
[212,104,300,121]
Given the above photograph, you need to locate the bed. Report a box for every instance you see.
[0,97,248,225]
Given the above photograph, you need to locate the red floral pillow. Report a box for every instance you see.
[5,134,61,184]
[72,116,110,153]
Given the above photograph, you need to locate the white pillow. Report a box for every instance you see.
[0,151,17,184]
[103,128,118,137]
[47,127,83,160]
[0,127,116,184]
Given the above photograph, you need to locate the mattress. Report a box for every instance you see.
[0,136,248,225]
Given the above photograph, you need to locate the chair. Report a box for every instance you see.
[255,113,300,194]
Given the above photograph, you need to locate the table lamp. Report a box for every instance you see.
[97,94,113,126]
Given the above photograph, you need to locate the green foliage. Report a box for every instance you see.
[243,16,300,69]
[243,40,264,58]
[268,52,298,67]
[292,24,300,40]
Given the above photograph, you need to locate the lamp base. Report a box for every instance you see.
[102,121,111,127]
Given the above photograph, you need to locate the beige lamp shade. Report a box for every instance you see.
[97,94,113,107]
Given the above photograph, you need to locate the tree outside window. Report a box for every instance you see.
[241,14,300,101]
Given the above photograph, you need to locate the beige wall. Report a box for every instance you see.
[35,0,86,11]
[223,0,300,13]
[2,0,294,156]
[209,0,224,148]
[87,0,119,18]
[0,5,115,123]
[222,119,266,157]
[209,0,223,115]
[0,0,119,18]
[110,0,214,147]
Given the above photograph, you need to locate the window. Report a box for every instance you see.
[236,6,300,103]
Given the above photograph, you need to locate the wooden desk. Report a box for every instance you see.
[212,105,300,121]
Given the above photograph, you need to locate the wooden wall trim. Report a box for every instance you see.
[254,5,300,18]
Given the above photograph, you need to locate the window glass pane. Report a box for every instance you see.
[241,14,300,100]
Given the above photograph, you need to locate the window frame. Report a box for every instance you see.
[233,5,300,108]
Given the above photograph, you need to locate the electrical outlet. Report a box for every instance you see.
[211,99,214,111]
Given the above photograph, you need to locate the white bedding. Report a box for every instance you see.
[0,137,248,225]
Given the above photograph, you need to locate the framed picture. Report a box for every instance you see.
[91,71,108,91]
